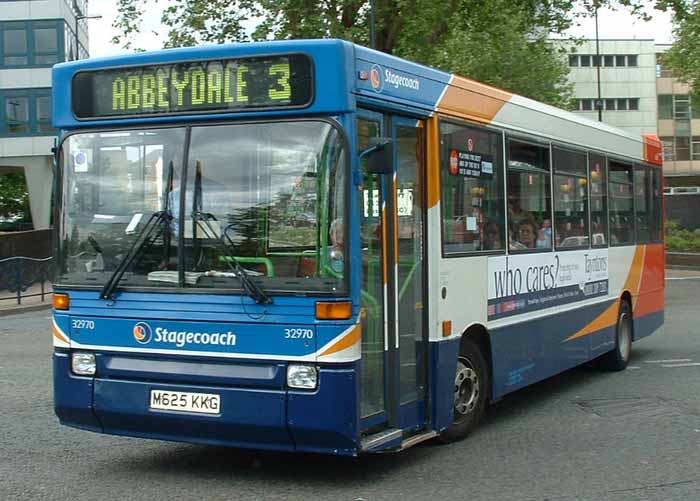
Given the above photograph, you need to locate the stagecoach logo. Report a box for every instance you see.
[133,322,152,344]
[370,64,383,93]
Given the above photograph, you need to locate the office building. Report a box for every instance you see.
[0,0,89,229]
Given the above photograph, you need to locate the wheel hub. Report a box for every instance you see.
[454,358,479,416]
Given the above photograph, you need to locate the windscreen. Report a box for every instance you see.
[57,121,347,294]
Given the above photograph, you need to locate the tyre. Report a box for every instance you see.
[438,338,489,443]
[599,299,633,371]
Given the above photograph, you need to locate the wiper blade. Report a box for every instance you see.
[192,211,272,305]
[100,210,172,300]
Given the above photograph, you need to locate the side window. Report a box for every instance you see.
[552,147,589,249]
[440,121,505,254]
[634,164,651,243]
[589,153,608,246]
[507,139,552,252]
[608,160,634,245]
[651,168,663,242]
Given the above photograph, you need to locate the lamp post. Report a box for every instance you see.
[74,13,101,60]
[594,0,603,122]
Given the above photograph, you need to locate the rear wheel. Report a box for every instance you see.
[438,339,489,443]
[600,299,633,371]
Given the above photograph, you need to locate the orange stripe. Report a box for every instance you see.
[437,75,511,123]
[52,321,69,344]
[565,245,646,342]
[320,323,361,356]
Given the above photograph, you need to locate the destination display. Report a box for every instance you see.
[72,54,313,119]
[487,248,609,320]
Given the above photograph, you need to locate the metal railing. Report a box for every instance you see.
[0,256,53,305]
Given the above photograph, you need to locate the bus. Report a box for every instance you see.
[51,39,665,455]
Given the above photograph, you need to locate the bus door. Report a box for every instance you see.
[358,110,428,438]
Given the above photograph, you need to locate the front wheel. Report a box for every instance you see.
[438,339,489,443]
[600,300,633,371]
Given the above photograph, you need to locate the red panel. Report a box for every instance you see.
[643,134,663,167]
[635,243,665,317]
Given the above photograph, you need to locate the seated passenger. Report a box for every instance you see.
[536,218,552,249]
[483,221,502,250]
[510,220,537,250]
[507,196,532,227]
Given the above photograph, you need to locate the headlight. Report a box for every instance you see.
[71,352,96,376]
[287,364,318,390]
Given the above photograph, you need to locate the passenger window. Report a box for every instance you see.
[589,154,608,246]
[651,168,663,242]
[634,165,651,243]
[608,160,634,245]
[440,121,505,254]
[507,140,551,252]
[553,147,589,249]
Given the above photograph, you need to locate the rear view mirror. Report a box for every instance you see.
[360,138,393,175]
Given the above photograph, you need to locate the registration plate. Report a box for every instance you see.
[150,390,221,415]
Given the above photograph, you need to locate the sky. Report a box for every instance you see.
[87,2,675,58]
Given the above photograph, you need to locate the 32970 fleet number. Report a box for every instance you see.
[285,328,313,339]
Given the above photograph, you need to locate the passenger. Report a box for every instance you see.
[536,218,552,249]
[483,221,502,250]
[511,220,537,250]
[508,195,531,227]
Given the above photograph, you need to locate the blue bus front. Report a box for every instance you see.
[51,40,366,455]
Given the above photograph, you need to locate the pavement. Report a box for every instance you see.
[0,282,52,316]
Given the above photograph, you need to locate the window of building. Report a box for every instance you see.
[589,154,608,246]
[592,55,601,67]
[616,55,626,66]
[440,121,505,254]
[580,55,591,67]
[634,165,651,243]
[5,96,29,133]
[553,147,589,249]
[658,95,672,119]
[569,55,578,67]
[605,99,616,111]
[676,136,690,161]
[0,89,54,136]
[2,22,28,65]
[660,136,675,161]
[608,160,634,245]
[581,99,593,111]
[627,55,638,67]
[674,95,690,119]
[604,55,615,67]
[692,137,700,160]
[507,140,551,252]
[0,20,63,68]
[617,99,628,111]
[628,98,639,111]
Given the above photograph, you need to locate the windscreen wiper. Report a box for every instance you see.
[191,210,272,305]
[99,210,172,299]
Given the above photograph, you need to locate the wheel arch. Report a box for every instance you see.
[459,323,493,400]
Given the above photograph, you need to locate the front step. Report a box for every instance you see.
[361,428,402,452]
[400,430,438,450]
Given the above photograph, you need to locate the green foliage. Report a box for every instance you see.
[111,0,659,108]
[665,219,700,251]
[659,1,700,95]
[0,173,30,221]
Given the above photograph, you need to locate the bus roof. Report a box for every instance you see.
[52,38,661,165]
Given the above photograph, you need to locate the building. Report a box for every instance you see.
[655,43,700,188]
[558,38,658,137]
[0,0,90,229]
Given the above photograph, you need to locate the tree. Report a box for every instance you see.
[659,1,700,94]
[0,173,30,221]
[112,0,658,108]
